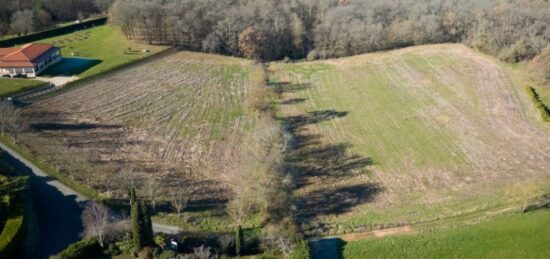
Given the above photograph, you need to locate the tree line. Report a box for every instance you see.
[0,0,112,37]
[110,0,549,62]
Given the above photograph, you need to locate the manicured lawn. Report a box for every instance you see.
[343,209,550,258]
[36,25,168,78]
[0,78,47,97]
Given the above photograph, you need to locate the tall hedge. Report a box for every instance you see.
[0,17,108,47]
[526,86,550,122]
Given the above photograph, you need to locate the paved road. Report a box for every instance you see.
[0,142,181,258]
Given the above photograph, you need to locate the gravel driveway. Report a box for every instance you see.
[35,76,78,87]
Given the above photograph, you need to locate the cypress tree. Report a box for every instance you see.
[131,199,145,249]
[235,225,244,256]
[130,187,153,250]
[141,202,154,247]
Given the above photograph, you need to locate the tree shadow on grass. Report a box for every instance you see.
[309,237,347,259]
[0,149,84,258]
[30,122,122,131]
[274,81,380,223]
[297,183,382,219]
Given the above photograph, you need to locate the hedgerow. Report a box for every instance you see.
[526,86,550,122]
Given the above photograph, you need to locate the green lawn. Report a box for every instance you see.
[0,78,47,97]
[343,209,550,258]
[37,25,168,78]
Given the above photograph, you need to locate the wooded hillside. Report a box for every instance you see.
[109,0,549,62]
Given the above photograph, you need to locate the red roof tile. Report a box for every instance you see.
[0,43,57,68]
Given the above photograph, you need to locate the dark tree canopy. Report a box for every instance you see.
[0,0,112,37]
[109,0,549,62]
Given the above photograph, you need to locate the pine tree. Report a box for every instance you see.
[235,225,244,256]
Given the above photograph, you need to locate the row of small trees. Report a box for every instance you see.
[109,0,549,62]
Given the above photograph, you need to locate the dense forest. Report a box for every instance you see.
[0,0,111,37]
[109,0,549,62]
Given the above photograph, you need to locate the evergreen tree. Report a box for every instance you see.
[141,202,154,246]
[130,188,153,250]
[131,198,145,249]
[235,224,244,256]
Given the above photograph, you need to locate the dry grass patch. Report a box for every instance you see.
[15,52,254,217]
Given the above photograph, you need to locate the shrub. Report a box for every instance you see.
[526,86,550,122]
[0,197,25,259]
[58,238,101,259]
[290,239,310,259]
[530,45,550,83]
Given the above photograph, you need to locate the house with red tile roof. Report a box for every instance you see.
[0,43,61,78]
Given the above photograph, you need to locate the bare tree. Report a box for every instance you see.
[82,201,112,247]
[0,102,22,136]
[117,168,136,199]
[145,177,160,211]
[10,9,35,36]
[169,185,187,218]
[238,27,266,60]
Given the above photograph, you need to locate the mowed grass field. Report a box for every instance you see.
[16,51,255,231]
[36,25,168,78]
[343,209,550,258]
[0,78,46,97]
[271,44,550,234]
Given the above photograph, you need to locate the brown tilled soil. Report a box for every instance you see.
[17,51,252,206]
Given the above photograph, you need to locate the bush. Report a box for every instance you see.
[58,238,101,259]
[530,45,550,83]
[526,86,550,122]
[290,239,310,259]
[0,196,25,258]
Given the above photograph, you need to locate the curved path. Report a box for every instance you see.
[0,142,181,258]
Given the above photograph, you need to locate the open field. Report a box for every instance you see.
[271,44,550,234]
[0,78,47,97]
[36,25,168,78]
[343,209,550,258]
[14,51,255,230]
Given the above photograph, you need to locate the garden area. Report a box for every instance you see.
[37,24,168,78]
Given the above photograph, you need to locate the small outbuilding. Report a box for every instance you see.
[0,43,61,78]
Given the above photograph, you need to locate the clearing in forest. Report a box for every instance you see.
[271,44,550,234]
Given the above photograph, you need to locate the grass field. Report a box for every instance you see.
[343,209,550,258]
[15,51,255,231]
[271,44,550,234]
[0,78,47,97]
[10,43,550,234]
[36,25,168,78]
